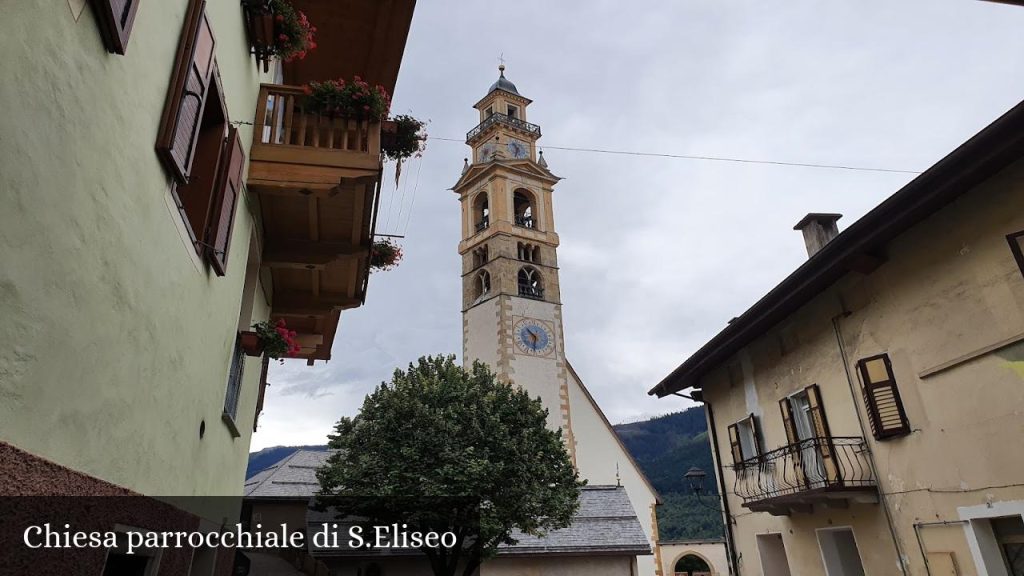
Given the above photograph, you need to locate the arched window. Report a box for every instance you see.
[474,270,491,300]
[517,266,543,299]
[473,245,489,268]
[673,553,711,576]
[513,189,535,229]
[474,192,489,232]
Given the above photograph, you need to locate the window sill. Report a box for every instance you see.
[221,413,241,438]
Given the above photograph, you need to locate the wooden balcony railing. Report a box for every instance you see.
[249,84,381,186]
[734,437,876,513]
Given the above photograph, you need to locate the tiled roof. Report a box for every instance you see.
[247,452,650,557]
[243,449,332,498]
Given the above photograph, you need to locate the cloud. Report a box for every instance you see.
[249,0,1024,450]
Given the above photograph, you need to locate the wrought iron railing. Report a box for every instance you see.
[518,285,544,300]
[733,437,875,504]
[466,113,541,141]
[515,215,534,228]
[475,217,489,232]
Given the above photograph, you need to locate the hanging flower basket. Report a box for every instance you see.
[244,319,302,363]
[370,239,403,272]
[381,114,427,187]
[301,76,391,120]
[242,0,317,72]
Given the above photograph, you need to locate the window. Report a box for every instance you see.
[517,242,540,263]
[727,414,762,465]
[992,516,1024,575]
[155,0,243,274]
[517,266,543,299]
[757,534,793,576]
[513,189,535,228]
[474,192,489,232]
[1008,231,1024,280]
[222,334,245,436]
[92,0,141,54]
[780,385,834,486]
[817,527,866,576]
[673,553,711,575]
[485,106,494,117]
[507,104,519,119]
[856,354,911,440]
[474,270,491,300]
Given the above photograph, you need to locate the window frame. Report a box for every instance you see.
[90,0,141,54]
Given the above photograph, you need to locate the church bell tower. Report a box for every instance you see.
[452,65,573,451]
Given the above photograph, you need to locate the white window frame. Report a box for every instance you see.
[960,500,1024,576]
[815,526,866,576]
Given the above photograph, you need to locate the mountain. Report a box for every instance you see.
[246,407,723,540]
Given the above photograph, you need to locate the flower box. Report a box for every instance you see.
[239,331,264,357]
[241,0,316,73]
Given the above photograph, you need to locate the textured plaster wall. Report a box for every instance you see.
[702,158,1024,575]
[0,1,274,499]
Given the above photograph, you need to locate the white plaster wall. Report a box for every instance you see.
[508,297,565,432]
[464,297,501,368]
[568,368,659,576]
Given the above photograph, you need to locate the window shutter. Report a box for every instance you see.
[205,125,245,276]
[857,354,911,440]
[727,423,743,465]
[1007,231,1024,280]
[156,0,216,184]
[747,414,763,457]
[90,0,140,54]
[805,384,835,461]
[779,397,798,445]
[253,355,270,432]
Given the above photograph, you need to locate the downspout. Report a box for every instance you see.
[831,313,909,576]
[913,520,967,576]
[673,391,739,576]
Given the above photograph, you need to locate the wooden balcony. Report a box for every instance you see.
[247,84,382,363]
[734,437,878,516]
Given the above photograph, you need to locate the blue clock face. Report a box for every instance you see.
[514,319,554,355]
[507,139,528,159]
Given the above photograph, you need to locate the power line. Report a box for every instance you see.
[401,156,425,237]
[431,137,921,175]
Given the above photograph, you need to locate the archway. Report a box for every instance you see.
[474,192,489,231]
[513,188,535,228]
[673,552,712,576]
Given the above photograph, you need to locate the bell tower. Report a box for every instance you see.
[453,66,572,446]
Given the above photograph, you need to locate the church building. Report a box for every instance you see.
[452,66,664,576]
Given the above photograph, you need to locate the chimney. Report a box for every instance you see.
[794,213,842,257]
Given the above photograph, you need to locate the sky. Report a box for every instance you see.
[250,0,1024,451]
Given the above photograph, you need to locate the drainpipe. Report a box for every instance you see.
[913,520,967,576]
[673,391,739,576]
[831,313,909,576]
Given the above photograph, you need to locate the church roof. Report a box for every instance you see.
[488,67,521,96]
[244,449,332,498]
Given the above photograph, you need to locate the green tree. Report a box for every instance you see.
[316,355,584,576]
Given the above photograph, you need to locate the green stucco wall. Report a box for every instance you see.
[0,1,274,497]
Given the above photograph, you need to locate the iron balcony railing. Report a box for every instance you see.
[515,215,534,228]
[733,437,875,504]
[475,217,489,232]
[518,285,544,300]
[466,113,541,142]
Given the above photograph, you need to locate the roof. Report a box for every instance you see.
[476,66,533,107]
[650,98,1024,398]
[244,449,331,498]
[305,485,650,558]
[498,485,652,556]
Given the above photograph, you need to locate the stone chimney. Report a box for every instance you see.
[794,213,842,257]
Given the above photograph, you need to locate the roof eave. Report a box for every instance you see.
[650,98,1024,398]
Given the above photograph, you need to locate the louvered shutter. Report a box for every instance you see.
[805,383,837,483]
[90,0,140,54]
[253,355,270,432]
[727,423,743,466]
[205,126,245,276]
[857,354,911,440]
[1007,231,1024,280]
[779,397,798,445]
[156,0,216,184]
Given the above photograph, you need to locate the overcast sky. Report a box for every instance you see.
[250,0,1024,450]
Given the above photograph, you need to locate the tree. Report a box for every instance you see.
[316,355,584,576]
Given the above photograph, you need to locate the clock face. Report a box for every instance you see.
[507,139,529,159]
[477,142,496,162]
[514,319,555,356]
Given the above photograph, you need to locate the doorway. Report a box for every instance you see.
[817,527,866,576]
[756,533,793,576]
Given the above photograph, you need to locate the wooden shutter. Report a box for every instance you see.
[747,414,763,457]
[1007,231,1024,280]
[156,0,216,184]
[253,355,270,432]
[90,0,141,54]
[727,423,743,465]
[857,354,911,440]
[779,397,798,445]
[205,126,245,276]
[805,384,836,469]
